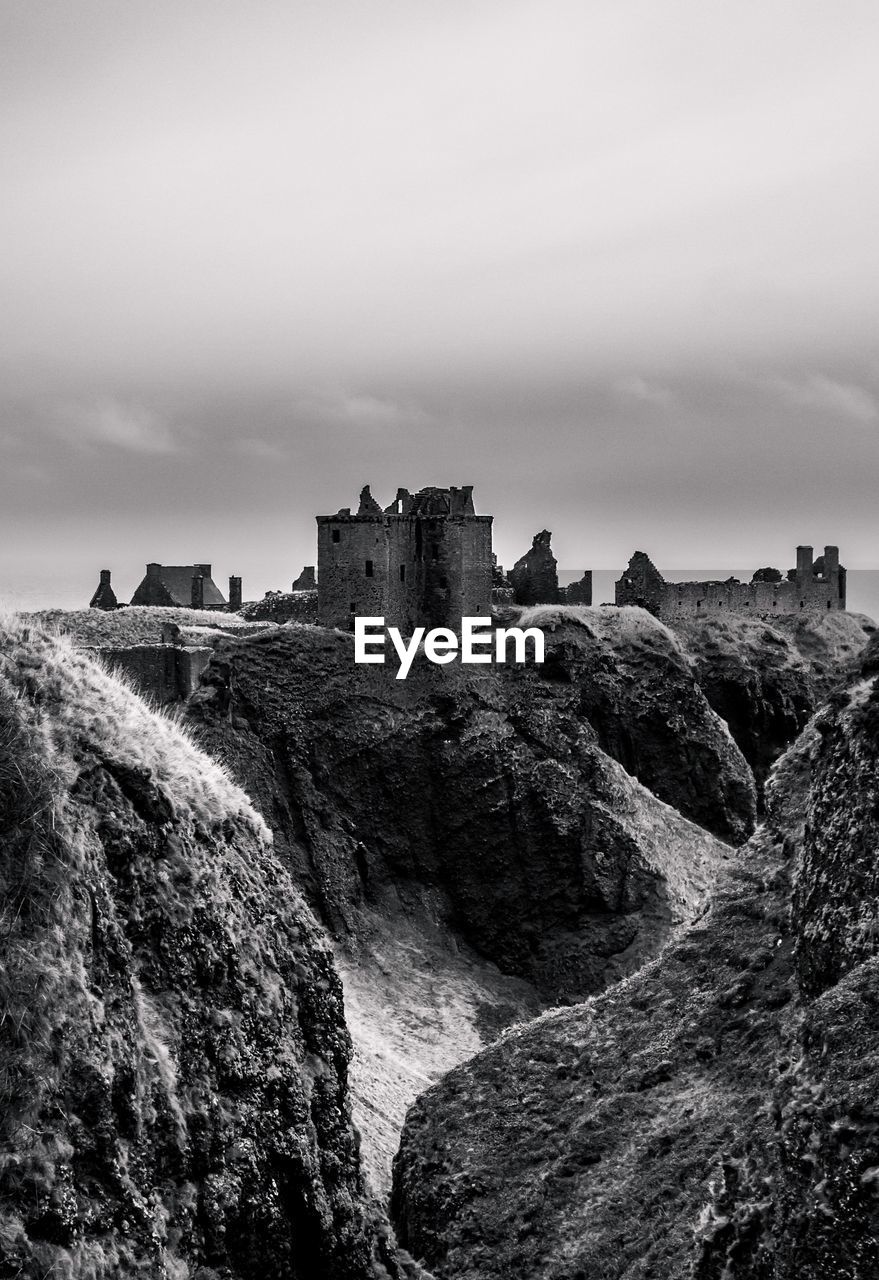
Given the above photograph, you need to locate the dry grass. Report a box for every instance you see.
[0,611,268,837]
[31,606,272,648]
[517,603,688,666]
[519,601,675,639]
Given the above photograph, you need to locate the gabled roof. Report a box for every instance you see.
[158,566,226,608]
[89,580,118,610]
[131,565,227,608]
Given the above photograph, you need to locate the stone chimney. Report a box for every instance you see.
[795,545,814,585]
[822,545,840,580]
[228,575,242,611]
[191,573,205,609]
[89,569,118,611]
[146,562,161,580]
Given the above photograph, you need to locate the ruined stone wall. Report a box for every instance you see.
[491,586,515,608]
[97,645,213,704]
[510,531,560,606]
[240,591,318,624]
[616,547,846,619]
[615,552,666,614]
[317,514,388,629]
[660,577,843,618]
[562,571,593,606]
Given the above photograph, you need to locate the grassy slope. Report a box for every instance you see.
[672,610,874,697]
[32,606,273,647]
[0,615,425,1280]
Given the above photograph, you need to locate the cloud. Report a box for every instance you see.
[230,436,287,462]
[768,374,878,424]
[294,390,434,432]
[614,376,674,408]
[63,399,180,453]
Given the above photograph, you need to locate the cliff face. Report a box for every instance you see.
[794,635,879,996]
[519,607,757,842]
[391,637,879,1280]
[188,609,751,1190]
[189,610,755,1002]
[0,619,421,1280]
[671,611,873,802]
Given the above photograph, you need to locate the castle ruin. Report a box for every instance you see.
[615,545,846,619]
[504,530,592,608]
[90,564,243,612]
[317,484,493,632]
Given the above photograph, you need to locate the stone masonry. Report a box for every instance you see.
[615,546,846,618]
[317,485,493,632]
[509,530,560,606]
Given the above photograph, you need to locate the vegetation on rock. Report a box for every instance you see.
[0,617,423,1280]
[391,637,879,1279]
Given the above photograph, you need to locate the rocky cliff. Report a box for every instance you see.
[671,611,873,803]
[188,608,752,1190]
[0,618,423,1280]
[391,633,879,1279]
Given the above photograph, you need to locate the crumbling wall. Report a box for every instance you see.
[241,592,318,624]
[615,551,666,613]
[562,571,593,606]
[98,645,214,704]
[616,546,846,619]
[317,486,493,633]
[510,530,560,606]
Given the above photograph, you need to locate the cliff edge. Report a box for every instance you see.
[0,617,423,1280]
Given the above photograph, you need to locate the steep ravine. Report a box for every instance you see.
[188,609,752,1191]
[391,635,879,1279]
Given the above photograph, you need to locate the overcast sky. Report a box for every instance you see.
[2,1,878,606]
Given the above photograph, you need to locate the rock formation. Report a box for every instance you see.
[11,596,876,1275]
[669,611,873,804]
[0,618,422,1280]
[187,607,755,1188]
[390,632,879,1280]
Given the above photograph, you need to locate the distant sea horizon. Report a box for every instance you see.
[2,569,878,625]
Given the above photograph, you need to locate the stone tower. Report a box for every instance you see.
[316,484,493,633]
